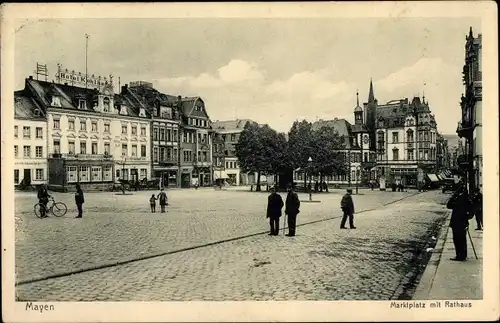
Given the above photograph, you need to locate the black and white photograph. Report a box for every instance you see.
[1,2,498,322]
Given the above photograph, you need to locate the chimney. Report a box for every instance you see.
[28,75,33,80]
[121,84,128,94]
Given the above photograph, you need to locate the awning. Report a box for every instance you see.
[213,171,229,179]
[426,173,440,182]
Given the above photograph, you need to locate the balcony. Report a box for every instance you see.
[194,161,212,167]
[49,153,113,160]
[158,159,178,166]
[457,120,473,137]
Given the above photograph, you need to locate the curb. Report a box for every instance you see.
[412,210,452,300]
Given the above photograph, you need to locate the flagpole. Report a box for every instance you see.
[85,34,89,89]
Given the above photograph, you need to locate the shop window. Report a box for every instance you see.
[103,166,112,181]
[92,166,102,181]
[35,169,44,180]
[79,166,90,182]
[67,166,78,183]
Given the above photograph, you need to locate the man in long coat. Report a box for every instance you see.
[340,188,356,229]
[447,184,471,261]
[157,189,168,213]
[285,184,301,236]
[266,187,284,236]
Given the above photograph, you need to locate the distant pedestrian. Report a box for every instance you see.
[157,189,168,213]
[446,184,471,261]
[75,184,85,218]
[285,184,301,236]
[322,181,329,192]
[266,187,284,236]
[340,188,356,229]
[149,194,157,213]
[471,188,483,231]
[314,181,319,193]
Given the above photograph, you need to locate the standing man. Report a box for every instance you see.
[157,188,168,213]
[471,188,483,231]
[446,184,471,261]
[340,188,356,229]
[75,183,85,218]
[266,186,284,236]
[285,184,301,236]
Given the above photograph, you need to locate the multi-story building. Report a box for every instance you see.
[363,80,440,188]
[14,91,48,187]
[457,27,482,192]
[17,68,152,191]
[436,134,450,171]
[212,119,255,186]
[179,97,213,187]
[121,82,181,188]
[212,131,227,184]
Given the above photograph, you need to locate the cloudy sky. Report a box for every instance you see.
[14,17,481,134]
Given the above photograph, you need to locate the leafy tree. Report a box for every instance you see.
[287,120,315,188]
[235,122,267,191]
[309,126,348,183]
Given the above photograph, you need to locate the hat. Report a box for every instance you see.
[346,188,353,193]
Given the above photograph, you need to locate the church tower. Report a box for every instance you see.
[363,78,378,149]
[354,91,363,125]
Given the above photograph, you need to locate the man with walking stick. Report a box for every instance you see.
[266,186,284,236]
[285,184,301,237]
[446,183,473,261]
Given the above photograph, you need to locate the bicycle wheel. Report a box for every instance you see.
[52,202,68,217]
[34,203,44,218]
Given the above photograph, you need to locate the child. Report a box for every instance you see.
[149,194,157,213]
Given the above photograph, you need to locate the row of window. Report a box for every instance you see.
[182,150,209,163]
[14,169,44,182]
[188,117,209,128]
[14,145,43,158]
[182,131,209,144]
[226,161,238,169]
[381,130,436,144]
[14,126,43,139]
[66,166,149,183]
[377,148,437,161]
[153,127,179,142]
[153,147,178,163]
[52,140,147,157]
[53,119,148,136]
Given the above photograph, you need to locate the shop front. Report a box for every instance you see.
[154,168,179,188]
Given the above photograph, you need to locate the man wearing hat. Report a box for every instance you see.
[266,186,284,236]
[340,188,356,229]
[285,184,301,236]
[447,183,472,261]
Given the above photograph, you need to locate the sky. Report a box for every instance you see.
[14,18,481,135]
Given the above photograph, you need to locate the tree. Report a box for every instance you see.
[235,122,267,191]
[287,120,315,189]
[309,126,348,184]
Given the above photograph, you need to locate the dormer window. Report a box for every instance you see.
[103,97,110,112]
[119,105,128,115]
[51,96,61,107]
[79,100,87,110]
[139,108,146,117]
[33,109,40,116]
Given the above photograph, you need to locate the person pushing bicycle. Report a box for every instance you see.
[37,184,51,218]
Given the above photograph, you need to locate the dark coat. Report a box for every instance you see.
[37,188,49,202]
[341,193,355,214]
[158,192,168,206]
[447,189,471,228]
[267,193,284,218]
[285,191,300,215]
[75,189,85,205]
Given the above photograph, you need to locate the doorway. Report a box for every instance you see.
[23,169,31,184]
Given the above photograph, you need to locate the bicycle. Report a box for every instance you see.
[34,197,68,218]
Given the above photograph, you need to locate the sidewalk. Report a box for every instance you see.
[413,212,483,300]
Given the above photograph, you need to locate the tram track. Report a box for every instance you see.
[16,192,420,286]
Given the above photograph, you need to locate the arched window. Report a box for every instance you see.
[406,129,414,142]
[103,97,110,112]
[392,147,399,161]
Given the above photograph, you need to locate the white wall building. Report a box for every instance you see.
[14,93,48,186]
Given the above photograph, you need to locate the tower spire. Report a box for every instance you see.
[368,78,375,103]
[356,89,360,107]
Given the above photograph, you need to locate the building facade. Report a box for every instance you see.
[14,92,48,187]
[362,80,440,188]
[122,82,181,188]
[212,131,227,184]
[457,27,482,193]
[18,72,151,191]
[211,119,255,186]
[179,97,213,187]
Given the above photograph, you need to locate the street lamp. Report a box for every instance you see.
[119,156,127,194]
[355,165,361,195]
[308,156,313,201]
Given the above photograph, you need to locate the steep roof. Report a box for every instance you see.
[311,118,353,148]
[212,119,253,131]
[14,90,45,119]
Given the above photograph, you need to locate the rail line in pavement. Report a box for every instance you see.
[16,192,421,286]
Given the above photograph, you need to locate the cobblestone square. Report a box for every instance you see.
[15,189,449,301]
